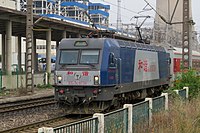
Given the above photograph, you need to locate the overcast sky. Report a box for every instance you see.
[90,0,200,32]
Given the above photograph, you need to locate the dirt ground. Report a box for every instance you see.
[0,88,54,104]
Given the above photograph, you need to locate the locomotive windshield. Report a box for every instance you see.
[60,50,78,64]
[80,50,99,64]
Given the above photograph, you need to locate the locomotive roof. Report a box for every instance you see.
[59,38,106,49]
[59,38,166,52]
[117,39,166,52]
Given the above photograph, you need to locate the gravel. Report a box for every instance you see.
[0,104,64,131]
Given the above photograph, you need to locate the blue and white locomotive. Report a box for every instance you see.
[54,38,170,114]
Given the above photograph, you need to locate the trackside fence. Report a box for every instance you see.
[38,87,189,133]
[104,108,128,133]
[39,117,98,133]
[174,87,189,100]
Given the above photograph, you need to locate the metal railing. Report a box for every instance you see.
[132,101,150,133]
[104,108,128,133]
[132,101,149,124]
[152,95,166,113]
[53,117,98,133]
[174,87,189,100]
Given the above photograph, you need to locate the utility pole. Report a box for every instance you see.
[117,0,121,30]
[26,0,34,93]
[165,0,170,44]
[182,0,192,69]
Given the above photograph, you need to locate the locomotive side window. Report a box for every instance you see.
[60,50,79,64]
[80,50,99,64]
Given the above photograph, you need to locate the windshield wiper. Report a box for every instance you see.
[81,63,96,68]
[60,64,77,67]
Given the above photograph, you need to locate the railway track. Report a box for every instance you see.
[0,96,56,114]
[0,115,91,133]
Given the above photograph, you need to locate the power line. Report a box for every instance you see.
[101,0,140,15]
[109,10,132,20]
[147,0,181,23]
[101,0,182,23]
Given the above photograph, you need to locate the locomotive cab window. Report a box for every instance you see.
[80,50,99,64]
[60,50,79,64]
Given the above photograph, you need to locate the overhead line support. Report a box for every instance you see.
[26,0,34,93]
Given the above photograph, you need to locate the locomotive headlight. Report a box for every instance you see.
[57,76,62,83]
[94,76,99,85]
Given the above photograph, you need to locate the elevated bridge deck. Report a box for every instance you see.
[0,6,135,41]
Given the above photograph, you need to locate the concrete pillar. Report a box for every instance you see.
[18,36,22,73]
[6,21,12,75]
[14,37,18,53]
[76,33,80,38]
[2,34,6,72]
[56,40,59,49]
[161,93,169,110]
[33,37,37,72]
[93,113,104,133]
[16,0,20,11]
[62,30,66,38]
[38,127,53,133]
[124,104,133,133]
[46,29,51,75]
[183,86,189,99]
[145,98,153,125]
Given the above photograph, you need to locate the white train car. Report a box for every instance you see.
[173,47,200,73]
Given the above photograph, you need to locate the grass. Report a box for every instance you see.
[138,96,200,133]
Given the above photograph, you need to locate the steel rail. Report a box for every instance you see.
[1,115,91,133]
[0,96,56,114]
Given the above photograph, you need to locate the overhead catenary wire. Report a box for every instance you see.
[93,0,183,25]
[170,0,180,23]
[101,0,140,15]
[143,0,168,24]
[101,0,155,24]
[101,0,174,21]
[143,0,187,25]
[99,0,184,45]
[143,0,182,23]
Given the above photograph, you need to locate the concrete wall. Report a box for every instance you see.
[2,73,54,89]
[0,0,16,10]
[0,35,22,56]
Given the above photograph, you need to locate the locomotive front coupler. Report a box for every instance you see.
[82,96,96,104]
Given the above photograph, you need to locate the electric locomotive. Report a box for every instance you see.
[54,38,171,114]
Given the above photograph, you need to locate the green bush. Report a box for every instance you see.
[171,69,200,98]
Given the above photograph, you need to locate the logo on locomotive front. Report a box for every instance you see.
[74,72,81,80]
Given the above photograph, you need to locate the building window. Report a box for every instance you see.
[35,1,42,8]
[36,10,42,14]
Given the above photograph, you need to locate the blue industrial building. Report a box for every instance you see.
[25,0,111,27]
